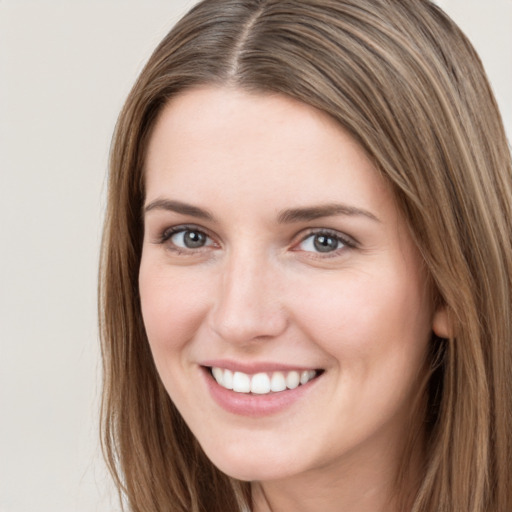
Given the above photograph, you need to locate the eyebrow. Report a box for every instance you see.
[144,199,215,220]
[277,203,380,223]
[144,198,380,223]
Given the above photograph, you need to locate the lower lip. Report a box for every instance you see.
[202,367,321,417]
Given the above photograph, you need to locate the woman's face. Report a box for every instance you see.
[139,87,445,484]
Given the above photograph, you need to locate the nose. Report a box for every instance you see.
[209,251,288,345]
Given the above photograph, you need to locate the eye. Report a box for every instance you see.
[161,227,215,251]
[297,231,352,254]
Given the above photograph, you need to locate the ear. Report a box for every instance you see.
[432,305,452,339]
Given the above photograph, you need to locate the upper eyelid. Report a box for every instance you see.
[161,224,212,239]
[151,224,217,249]
[153,223,357,249]
[296,227,358,247]
[157,226,218,254]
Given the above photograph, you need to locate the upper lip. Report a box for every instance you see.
[200,359,321,374]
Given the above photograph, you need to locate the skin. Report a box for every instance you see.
[139,86,449,512]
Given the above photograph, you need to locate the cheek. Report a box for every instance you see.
[294,270,433,435]
[138,262,211,353]
[292,267,433,367]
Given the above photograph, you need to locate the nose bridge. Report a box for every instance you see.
[210,245,287,344]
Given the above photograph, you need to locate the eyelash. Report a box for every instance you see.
[157,224,215,252]
[296,228,357,256]
[155,225,357,256]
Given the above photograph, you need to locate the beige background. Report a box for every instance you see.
[0,1,510,511]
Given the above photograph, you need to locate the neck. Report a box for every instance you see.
[250,424,424,512]
[252,467,399,512]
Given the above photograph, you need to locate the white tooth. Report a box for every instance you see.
[300,370,310,385]
[286,371,300,389]
[270,371,287,392]
[308,370,316,380]
[223,369,234,390]
[251,373,271,394]
[212,367,223,385]
[232,371,251,393]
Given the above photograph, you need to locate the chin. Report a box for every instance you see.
[202,442,298,482]
[216,462,291,483]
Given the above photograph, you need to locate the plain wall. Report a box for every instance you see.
[0,2,510,511]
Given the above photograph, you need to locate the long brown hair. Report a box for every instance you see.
[99,1,512,510]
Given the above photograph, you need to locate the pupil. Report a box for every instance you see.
[184,231,206,248]
[313,234,337,252]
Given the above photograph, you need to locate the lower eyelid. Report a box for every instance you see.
[297,230,355,250]
[152,225,355,255]
[158,226,219,253]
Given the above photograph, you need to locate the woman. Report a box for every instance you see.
[99,1,512,511]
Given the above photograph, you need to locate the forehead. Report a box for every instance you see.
[144,86,393,217]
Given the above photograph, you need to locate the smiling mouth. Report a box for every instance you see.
[207,367,323,395]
